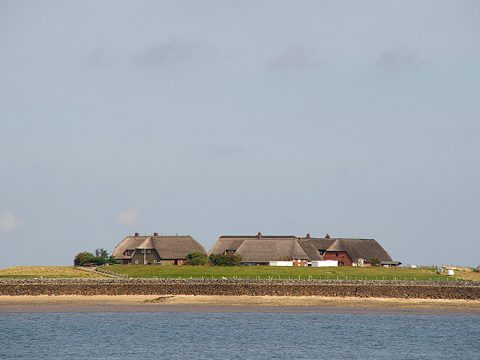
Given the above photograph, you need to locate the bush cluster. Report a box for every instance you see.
[185,252,209,266]
[74,248,117,266]
[209,253,242,266]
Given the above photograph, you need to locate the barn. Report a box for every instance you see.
[209,232,398,267]
[209,234,312,266]
[311,238,396,266]
[112,233,206,265]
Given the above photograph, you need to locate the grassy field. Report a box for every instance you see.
[453,270,480,282]
[0,265,477,281]
[102,265,466,281]
[0,266,104,279]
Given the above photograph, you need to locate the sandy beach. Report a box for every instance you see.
[1,295,479,314]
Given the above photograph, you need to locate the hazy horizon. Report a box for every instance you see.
[1,1,479,267]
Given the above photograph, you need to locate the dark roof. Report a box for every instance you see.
[235,239,309,263]
[297,240,323,261]
[301,238,336,251]
[210,234,394,264]
[113,235,206,260]
[209,235,296,255]
[325,239,393,262]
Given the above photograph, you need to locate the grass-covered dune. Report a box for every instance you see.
[103,265,463,281]
[0,266,104,279]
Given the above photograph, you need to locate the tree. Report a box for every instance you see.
[369,258,380,266]
[74,249,118,266]
[95,248,109,259]
[209,253,242,266]
[74,252,96,266]
[185,252,209,265]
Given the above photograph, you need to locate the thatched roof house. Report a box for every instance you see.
[235,239,310,264]
[113,233,206,265]
[210,232,398,266]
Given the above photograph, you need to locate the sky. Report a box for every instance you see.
[1,0,479,267]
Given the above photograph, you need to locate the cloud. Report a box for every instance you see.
[117,208,139,227]
[0,212,21,233]
[136,38,209,66]
[267,47,320,70]
[376,47,421,71]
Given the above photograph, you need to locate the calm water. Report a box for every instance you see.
[0,311,479,359]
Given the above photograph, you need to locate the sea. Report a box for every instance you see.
[0,311,479,359]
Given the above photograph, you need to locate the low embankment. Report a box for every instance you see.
[1,279,479,300]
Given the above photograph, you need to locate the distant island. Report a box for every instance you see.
[0,232,478,312]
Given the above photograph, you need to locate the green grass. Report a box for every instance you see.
[104,265,461,281]
[1,265,472,282]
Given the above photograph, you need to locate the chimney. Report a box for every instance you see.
[153,232,159,237]
[325,233,330,239]
[257,232,262,239]
[134,232,140,237]
[306,233,311,239]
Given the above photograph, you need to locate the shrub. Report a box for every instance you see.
[369,258,380,266]
[209,253,242,266]
[185,252,209,266]
[74,252,97,266]
[74,249,118,266]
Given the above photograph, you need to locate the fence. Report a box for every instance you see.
[95,266,129,279]
[126,274,462,282]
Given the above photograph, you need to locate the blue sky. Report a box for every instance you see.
[1,1,479,266]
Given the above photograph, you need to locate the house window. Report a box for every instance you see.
[140,250,144,254]
[147,249,152,254]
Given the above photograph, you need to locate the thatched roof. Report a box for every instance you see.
[297,239,323,261]
[210,234,394,264]
[208,235,297,255]
[235,239,309,263]
[301,238,336,251]
[113,234,206,260]
[326,238,393,262]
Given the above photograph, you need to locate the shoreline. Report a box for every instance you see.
[2,278,479,299]
[1,295,480,315]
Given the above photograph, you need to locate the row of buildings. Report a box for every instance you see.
[112,232,400,267]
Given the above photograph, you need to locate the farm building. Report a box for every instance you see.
[209,234,311,266]
[112,233,206,265]
[209,232,399,267]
